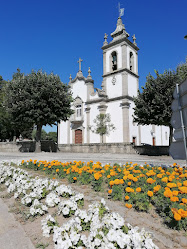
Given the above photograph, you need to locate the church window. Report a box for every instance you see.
[129,52,134,72]
[76,105,82,117]
[111,51,117,71]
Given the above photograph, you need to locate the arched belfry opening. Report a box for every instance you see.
[129,51,134,72]
[111,51,117,71]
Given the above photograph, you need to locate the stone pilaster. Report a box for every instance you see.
[85,107,91,143]
[121,101,130,143]
[136,52,138,74]
[138,125,141,145]
[67,120,70,144]
[122,71,128,96]
[121,42,127,68]
[103,51,107,75]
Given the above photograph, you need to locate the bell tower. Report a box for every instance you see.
[101,14,139,143]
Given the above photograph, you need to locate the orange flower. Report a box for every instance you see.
[126,187,134,193]
[108,189,112,194]
[170,196,179,202]
[125,203,132,209]
[147,178,156,184]
[181,198,187,204]
[164,190,173,198]
[73,177,77,181]
[107,175,111,178]
[128,182,132,186]
[132,177,138,182]
[56,169,59,172]
[136,187,141,192]
[153,185,161,192]
[161,177,168,183]
[110,181,114,186]
[174,212,181,221]
[183,180,187,187]
[147,191,153,197]
[125,195,130,200]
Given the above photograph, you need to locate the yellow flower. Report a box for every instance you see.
[128,182,131,186]
[147,191,153,197]
[136,187,141,192]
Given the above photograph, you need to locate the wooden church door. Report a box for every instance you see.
[75,129,82,144]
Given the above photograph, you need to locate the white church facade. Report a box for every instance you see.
[58,16,169,146]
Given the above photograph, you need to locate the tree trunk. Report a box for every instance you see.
[101,134,103,143]
[35,124,42,152]
[169,125,173,146]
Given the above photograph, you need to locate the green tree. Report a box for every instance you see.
[47,131,57,142]
[0,76,15,141]
[133,60,187,145]
[6,69,74,151]
[89,113,115,143]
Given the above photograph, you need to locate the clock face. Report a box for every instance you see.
[112,76,116,85]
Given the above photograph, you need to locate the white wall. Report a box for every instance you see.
[128,74,138,97]
[89,103,100,143]
[106,101,123,143]
[106,74,122,98]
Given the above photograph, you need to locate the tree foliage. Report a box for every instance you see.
[6,69,74,150]
[133,60,187,143]
[89,113,115,143]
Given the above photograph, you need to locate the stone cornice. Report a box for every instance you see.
[71,74,86,84]
[85,95,133,105]
[102,68,139,79]
[102,37,139,51]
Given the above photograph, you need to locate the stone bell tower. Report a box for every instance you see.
[101,15,139,143]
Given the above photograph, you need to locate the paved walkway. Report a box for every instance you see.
[0,198,35,249]
[0,151,186,166]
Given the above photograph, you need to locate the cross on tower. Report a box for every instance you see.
[77,58,83,72]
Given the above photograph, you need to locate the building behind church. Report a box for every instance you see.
[58,16,169,146]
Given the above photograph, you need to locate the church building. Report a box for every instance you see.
[58,15,169,146]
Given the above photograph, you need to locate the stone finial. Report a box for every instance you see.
[103,33,108,45]
[88,67,91,76]
[132,34,137,46]
[69,74,72,82]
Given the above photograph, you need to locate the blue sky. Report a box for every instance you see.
[0,0,186,132]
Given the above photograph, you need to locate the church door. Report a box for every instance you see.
[75,129,82,144]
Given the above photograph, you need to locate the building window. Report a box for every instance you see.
[129,52,134,72]
[111,51,117,71]
[76,105,82,117]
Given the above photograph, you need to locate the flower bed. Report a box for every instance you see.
[20,159,187,230]
[0,161,159,249]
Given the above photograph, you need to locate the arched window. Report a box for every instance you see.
[76,104,82,117]
[111,51,117,71]
[129,52,134,72]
